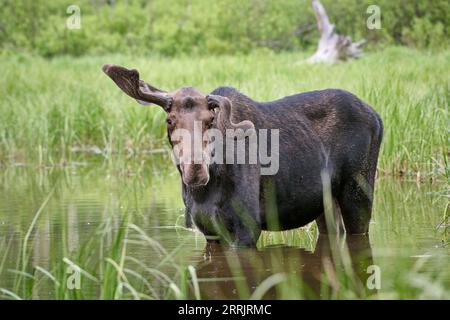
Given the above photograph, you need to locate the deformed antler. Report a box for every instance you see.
[102,64,173,110]
[207,94,255,136]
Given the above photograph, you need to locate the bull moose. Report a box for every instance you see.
[102,64,383,247]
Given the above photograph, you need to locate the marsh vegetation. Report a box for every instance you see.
[0,47,448,299]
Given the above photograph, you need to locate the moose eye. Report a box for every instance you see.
[166,118,173,126]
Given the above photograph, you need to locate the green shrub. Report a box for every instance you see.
[402,17,446,50]
[0,0,449,57]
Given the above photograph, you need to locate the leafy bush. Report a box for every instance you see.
[402,17,446,50]
[0,0,448,57]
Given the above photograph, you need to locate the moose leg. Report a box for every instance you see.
[315,213,328,234]
[315,199,345,234]
[233,226,261,247]
[229,164,261,247]
[207,205,260,247]
[182,184,194,228]
[339,128,380,235]
[184,207,193,228]
[338,176,373,234]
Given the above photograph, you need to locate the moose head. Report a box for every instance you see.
[102,64,254,188]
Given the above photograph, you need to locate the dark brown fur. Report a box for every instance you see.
[102,65,383,247]
[182,87,383,246]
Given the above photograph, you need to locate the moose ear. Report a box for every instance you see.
[102,64,172,111]
[206,94,223,110]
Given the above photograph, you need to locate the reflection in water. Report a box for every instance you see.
[194,235,374,299]
[0,164,448,299]
[67,204,79,253]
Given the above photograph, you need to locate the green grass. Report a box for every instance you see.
[0,47,448,179]
[0,47,448,300]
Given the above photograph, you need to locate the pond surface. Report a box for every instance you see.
[0,155,448,299]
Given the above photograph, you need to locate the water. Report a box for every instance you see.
[0,156,448,299]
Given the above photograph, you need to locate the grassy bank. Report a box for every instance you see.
[0,47,448,179]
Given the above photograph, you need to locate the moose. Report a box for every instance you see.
[102,64,383,247]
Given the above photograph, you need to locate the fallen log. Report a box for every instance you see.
[308,0,366,64]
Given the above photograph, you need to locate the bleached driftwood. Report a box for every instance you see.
[308,0,366,64]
